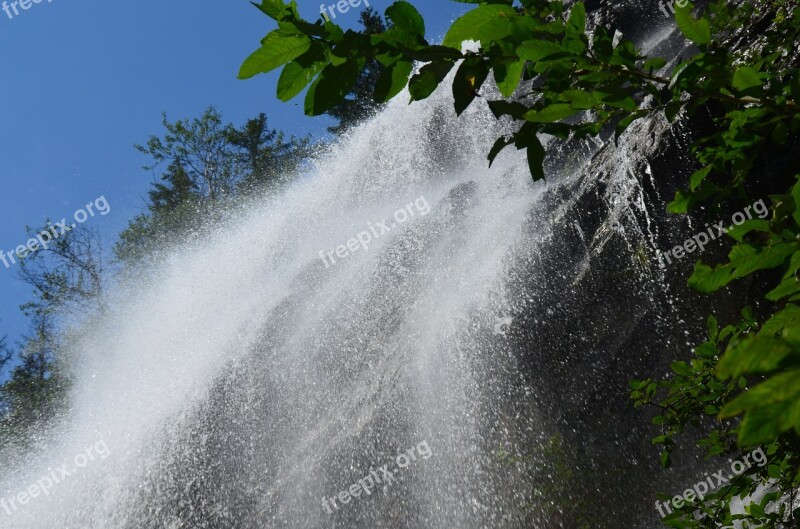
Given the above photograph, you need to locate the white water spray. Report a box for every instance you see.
[1,65,660,527]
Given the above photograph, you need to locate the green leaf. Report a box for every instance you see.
[688,262,734,293]
[717,336,796,379]
[443,5,517,50]
[487,100,528,119]
[493,60,525,98]
[689,165,713,191]
[725,219,772,243]
[251,0,286,20]
[565,2,586,37]
[721,371,800,415]
[397,45,463,63]
[759,304,800,338]
[304,59,361,115]
[374,60,414,103]
[408,61,455,101]
[660,449,671,468]
[487,136,511,167]
[593,89,637,111]
[689,243,798,293]
[674,2,711,46]
[664,101,684,123]
[239,32,312,79]
[527,134,545,181]
[720,370,800,445]
[558,89,597,110]
[453,58,490,115]
[696,342,718,358]
[643,57,667,71]
[729,243,798,279]
[732,67,763,91]
[524,104,576,123]
[780,398,800,435]
[671,361,692,377]
[766,277,800,302]
[517,40,571,62]
[667,185,719,214]
[737,403,783,446]
[707,315,718,341]
[385,1,425,37]
[277,59,326,101]
[322,20,345,42]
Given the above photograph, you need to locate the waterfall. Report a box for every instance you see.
[1,43,685,528]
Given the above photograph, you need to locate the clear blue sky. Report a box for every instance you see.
[0,0,469,360]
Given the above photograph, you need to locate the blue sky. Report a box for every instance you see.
[0,0,470,360]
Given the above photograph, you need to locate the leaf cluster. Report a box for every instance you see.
[632,308,800,527]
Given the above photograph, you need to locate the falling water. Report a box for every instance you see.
[1,24,695,528]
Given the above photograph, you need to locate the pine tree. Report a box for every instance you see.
[117,107,312,264]
[147,161,201,211]
[226,113,311,191]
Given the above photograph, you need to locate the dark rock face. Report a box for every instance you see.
[500,114,746,528]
